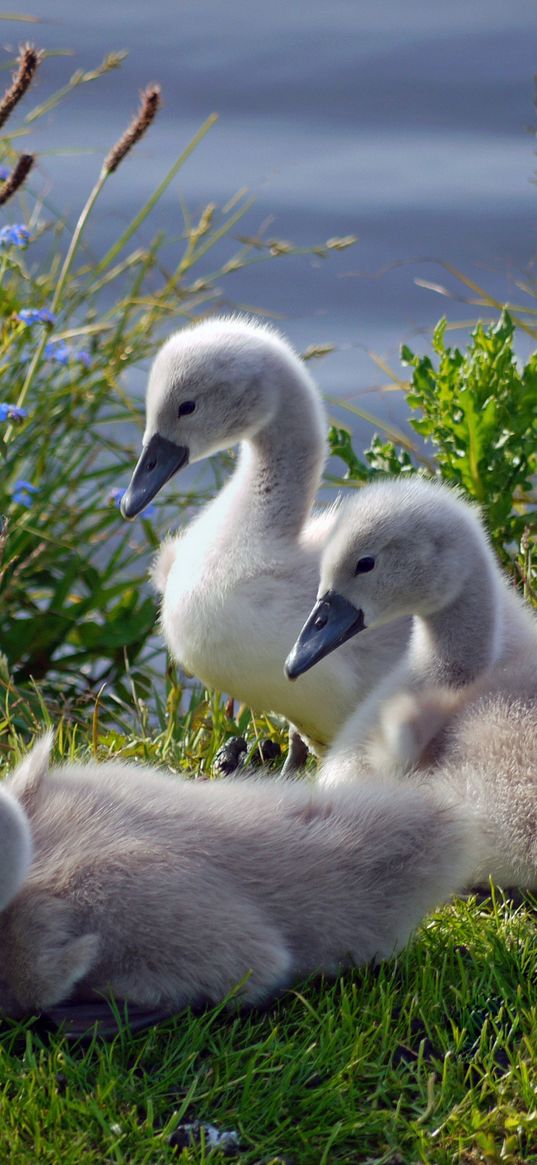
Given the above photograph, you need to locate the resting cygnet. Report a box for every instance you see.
[286,476,537,786]
[0,735,475,1018]
[120,317,409,766]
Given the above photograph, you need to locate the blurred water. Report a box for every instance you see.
[3,0,536,444]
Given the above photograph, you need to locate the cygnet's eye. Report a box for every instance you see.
[355,556,375,574]
[178,400,196,417]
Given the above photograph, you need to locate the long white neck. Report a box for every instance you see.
[209,363,326,546]
[410,539,503,687]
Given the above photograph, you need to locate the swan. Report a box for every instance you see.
[285,476,537,783]
[285,476,537,888]
[0,733,475,1020]
[120,317,410,767]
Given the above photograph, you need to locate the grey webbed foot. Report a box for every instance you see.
[212,736,248,776]
[40,1000,176,1040]
[213,736,282,776]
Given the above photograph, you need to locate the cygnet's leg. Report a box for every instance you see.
[281,727,309,776]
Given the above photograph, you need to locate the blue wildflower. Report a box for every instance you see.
[77,349,91,368]
[0,167,10,181]
[0,224,30,248]
[17,308,57,326]
[11,479,38,508]
[0,402,27,423]
[109,486,155,520]
[44,340,70,366]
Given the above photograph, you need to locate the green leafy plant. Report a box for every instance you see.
[329,311,537,567]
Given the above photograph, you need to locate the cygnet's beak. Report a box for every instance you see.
[120,434,189,519]
[285,590,366,680]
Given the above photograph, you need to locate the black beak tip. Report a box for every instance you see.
[118,434,189,521]
[284,591,366,682]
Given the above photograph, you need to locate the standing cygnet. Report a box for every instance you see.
[286,476,537,786]
[0,734,476,1018]
[120,317,409,767]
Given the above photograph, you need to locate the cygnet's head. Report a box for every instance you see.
[285,477,487,678]
[121,316,297,518]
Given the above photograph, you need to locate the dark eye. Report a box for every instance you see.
[355,556,375,574]
[178,400,196,417]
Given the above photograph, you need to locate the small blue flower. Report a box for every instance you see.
[109,487,155,520]
[11,479,38,508]
[0,166,10,181]
[0,402,27,423]
[44,340,70,366]
[77,349,91,368]
[0,224,30,248]
[17,308,57,326]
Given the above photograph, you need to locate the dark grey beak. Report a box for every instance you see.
[285,590,366,680]
[120,434,189,519]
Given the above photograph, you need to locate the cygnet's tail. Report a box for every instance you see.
[0,783,33,912]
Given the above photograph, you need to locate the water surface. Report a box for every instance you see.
[4,0,536,439]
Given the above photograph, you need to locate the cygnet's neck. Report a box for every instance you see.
[219,364,326,544]
[409,540,502,687]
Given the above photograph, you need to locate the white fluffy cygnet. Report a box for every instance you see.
[121,317,409,765]
[0,733,475,1018]
[286,476,537,889]
[286,475,536,778]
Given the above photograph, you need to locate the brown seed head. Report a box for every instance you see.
[103,84,161,175]
[0,154,35,206]
[0,44,42,131]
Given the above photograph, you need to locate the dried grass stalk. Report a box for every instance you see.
[103,84,161,175]
[0,154,35,205]
[0,44,41,131]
